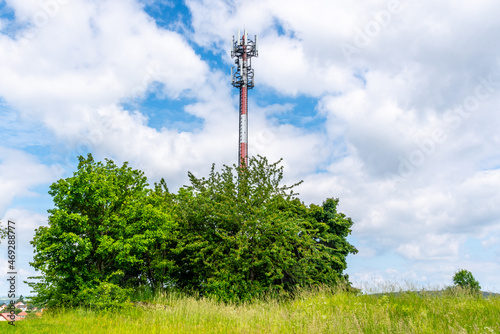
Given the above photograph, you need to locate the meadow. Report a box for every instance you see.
[1,286,499,334]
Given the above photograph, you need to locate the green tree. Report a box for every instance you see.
[173,156,357,301]
[28,154,177,308]
[453,269,481,292]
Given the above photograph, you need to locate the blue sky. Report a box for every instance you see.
[1,0,500,296]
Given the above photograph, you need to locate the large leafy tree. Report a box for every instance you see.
[29,154,177,307]
[173,156,357,301]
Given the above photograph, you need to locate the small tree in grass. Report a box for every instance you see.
[453,269,481,292]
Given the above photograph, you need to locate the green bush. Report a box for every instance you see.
[76,281,132,310]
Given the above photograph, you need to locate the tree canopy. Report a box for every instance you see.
[174,156,357,300]
[29,154,357,306]
[29,155,178,307]
[453,269,481,292]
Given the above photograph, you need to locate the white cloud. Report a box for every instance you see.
[481,236,499,249]
[396,235,462,261]
[0,147,54,215]
[0,0,208,126]
[1,208,47,237]
[256,34,360,96]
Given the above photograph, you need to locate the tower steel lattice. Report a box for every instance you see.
[231,29,258,168]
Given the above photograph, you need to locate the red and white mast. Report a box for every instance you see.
[232,29,258,168]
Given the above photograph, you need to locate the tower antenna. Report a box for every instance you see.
[231,30,258,168]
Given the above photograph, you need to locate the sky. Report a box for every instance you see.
[0,0,499,296]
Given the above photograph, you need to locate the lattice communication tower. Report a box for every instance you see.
[231,29,258,167]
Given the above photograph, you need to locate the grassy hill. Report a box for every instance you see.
[1,286,499,333]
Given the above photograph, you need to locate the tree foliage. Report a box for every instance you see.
[29,154,177,307]
[453,269,481,292]
[174,156,357,301]
[29,154,357,306]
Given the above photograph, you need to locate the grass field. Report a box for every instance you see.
[1,286,499,333]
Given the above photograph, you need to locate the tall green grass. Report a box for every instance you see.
[2,286,499,333]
